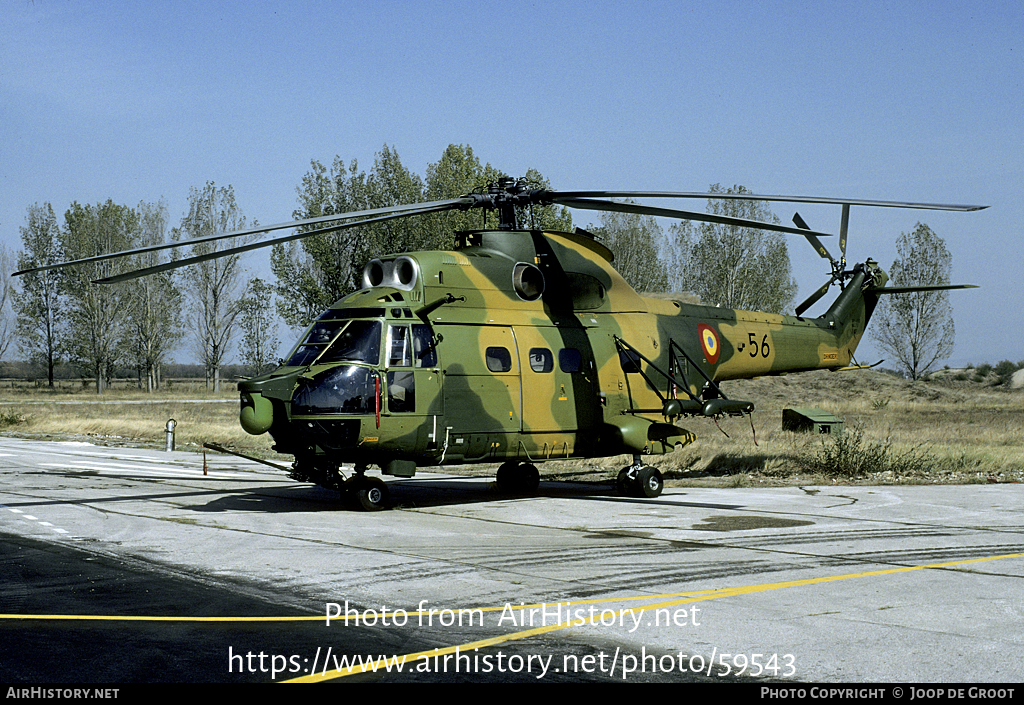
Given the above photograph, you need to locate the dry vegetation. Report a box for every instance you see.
[0,369,1021,488]
[0,379,271,456]
[547,368,1024,488]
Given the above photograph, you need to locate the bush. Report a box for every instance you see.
[0,408,26,428]
[994,360,1019,386]
[799,423,932,478]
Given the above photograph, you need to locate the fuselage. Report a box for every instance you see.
[239,229,885,478]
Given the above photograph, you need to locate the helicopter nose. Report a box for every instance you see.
[240,392,274,435]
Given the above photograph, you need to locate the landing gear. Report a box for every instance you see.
[291,457,392,511]
[340,465,390,511]
[300,463,385,511]
[495,461,540,494]
[352,476,389,511]
[616,456,664,498]
[635,466,664,498]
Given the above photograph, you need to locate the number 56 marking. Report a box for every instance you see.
[748,332,770,358]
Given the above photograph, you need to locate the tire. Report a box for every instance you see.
[496,462,518,492]
[496,462,539,494]
[520,463,540,493]
[635,466,663,498]
[355,477,389,511]
[616,467,633,495]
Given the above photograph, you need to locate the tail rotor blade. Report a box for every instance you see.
[795,280,834,317]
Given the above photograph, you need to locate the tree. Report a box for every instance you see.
[871,223,956,380]
[669,184,798,313]
[272,156,374,328]
[273,144,572,330]
[422,144,503,239]
[126,200,182,391]
[176,182,249,392]
[589,205,668,292]
[238,277,281,376]
[0,245,17,362]
[61,200,139,393]
[13,203,65,386]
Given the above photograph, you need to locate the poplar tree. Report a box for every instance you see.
[669,184,798,313]
[871,223,956,380]
[176,182,249,392]
[13,203,65,386]
[238,277,281,376]
[126,200,182,391]
[589,205,669,292]
[61,200,138,393]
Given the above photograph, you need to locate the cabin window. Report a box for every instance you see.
[529,348,553,373]
[559,348,582,373]
[387,370,416,412]
[485,346,512,373]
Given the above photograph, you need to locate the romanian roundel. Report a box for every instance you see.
[698,323,720,364]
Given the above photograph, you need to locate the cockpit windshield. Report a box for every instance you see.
[285,316,382,367]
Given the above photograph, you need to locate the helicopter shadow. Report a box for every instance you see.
[186,471,742,514]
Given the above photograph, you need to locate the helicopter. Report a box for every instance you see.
[17,180,985,510]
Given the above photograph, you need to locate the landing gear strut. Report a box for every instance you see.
[616,455,664,498]
[495,461,540,494]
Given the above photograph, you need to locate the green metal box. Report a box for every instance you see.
[782,408,844,435]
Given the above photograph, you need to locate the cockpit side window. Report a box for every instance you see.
[388,324,438,369]
[388,326,412,367]
[412,324,437,368]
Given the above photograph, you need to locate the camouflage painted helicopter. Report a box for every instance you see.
[20,180,985,509]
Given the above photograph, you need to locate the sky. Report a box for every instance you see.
[2,0,1021,367]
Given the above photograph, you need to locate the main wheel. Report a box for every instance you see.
[354,477,389,511]
[519,463,540,493]
[496,462,540,494]
[496,462,519,492]
[635,466,664,498]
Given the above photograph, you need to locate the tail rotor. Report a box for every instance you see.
[792,205,853,316]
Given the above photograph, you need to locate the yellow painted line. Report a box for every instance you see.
[285,551,1024,683]
[0,614,321,622]
[3,551,1020,681]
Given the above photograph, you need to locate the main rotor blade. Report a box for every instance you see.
[547,191,989,211]
[92,201,467,285]
[556,198,833,239]
[868,284,979,294]
[794,280,834,317]
[839,203,850,261]
[792,212,836,262]
[15,197,475,278]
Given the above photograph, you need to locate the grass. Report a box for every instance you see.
[0,379,275,457]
